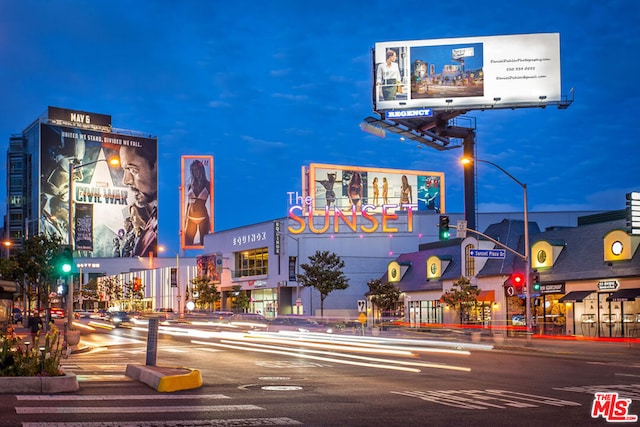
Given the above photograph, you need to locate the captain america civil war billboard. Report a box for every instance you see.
[39,122,158,257]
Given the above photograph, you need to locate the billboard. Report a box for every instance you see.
[196,253,221,284]
[39,123,158,257]
[304,163,444,216]
[373,33,561,112]
[180,156,214,249]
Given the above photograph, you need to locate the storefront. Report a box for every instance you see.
[561,281,640,338]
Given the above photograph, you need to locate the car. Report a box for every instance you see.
[106,311,132,327]
[210,311,234,322]
[50,307,65,319]
[153,308,177,319]
[268,316,333,333]
[12,308,23,324]
[228,313,268,330]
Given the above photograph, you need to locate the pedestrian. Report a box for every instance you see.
[28,312,43,339]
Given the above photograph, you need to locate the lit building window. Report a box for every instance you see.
[234,247,269,277]
[464,244,475,277]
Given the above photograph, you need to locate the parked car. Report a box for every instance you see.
[228,313,268,330]
[153,308,177,319]
[12,308,23,324]
[268,316,333,334]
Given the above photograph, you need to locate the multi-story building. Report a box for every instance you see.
[4,106,158,259]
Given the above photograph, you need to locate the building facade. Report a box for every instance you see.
[3,106,158,258]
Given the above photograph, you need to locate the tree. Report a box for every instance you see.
[441,276,479,324]
[99,276,123,307]
[367,278,401,323]
[12,234,64,313]
[297,250,349,317]
[190,275,220,311]
[122,279,145,311]
[231,285,250,313]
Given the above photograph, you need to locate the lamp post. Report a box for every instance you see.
[67,157,119,329]
[24,217,44,240]
[461,157,531,345]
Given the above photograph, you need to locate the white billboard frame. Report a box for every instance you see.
[374,33,562,112]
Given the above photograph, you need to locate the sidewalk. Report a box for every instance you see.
[494,334,640,362]
[377,327,640,362]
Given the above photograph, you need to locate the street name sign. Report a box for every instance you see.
[469,249,506,259]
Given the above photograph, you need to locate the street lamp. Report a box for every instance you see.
[461,157,531,345]
[2,240,11,259]
[67,157,119,328]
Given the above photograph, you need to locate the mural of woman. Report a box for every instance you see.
[184,159,211,246]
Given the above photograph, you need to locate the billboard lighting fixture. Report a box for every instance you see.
[539,95,547,100]
[493,97,501,102]
[445,99,453,103]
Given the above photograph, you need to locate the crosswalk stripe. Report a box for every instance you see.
[22,418,302,427]
[16,404,263,414]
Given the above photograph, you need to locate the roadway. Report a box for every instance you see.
[1,318,639,426]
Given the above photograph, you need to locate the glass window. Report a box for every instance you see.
[234,247,268,277]
[464,244,475,277]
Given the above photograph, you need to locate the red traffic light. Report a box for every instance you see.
[512,273,525,285]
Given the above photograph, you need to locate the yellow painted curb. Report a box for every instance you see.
[157,369,203,392]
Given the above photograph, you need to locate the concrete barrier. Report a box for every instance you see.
[125,364,202,392]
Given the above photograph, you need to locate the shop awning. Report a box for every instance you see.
[606,288,640,302]
[477,290,495,302]
[558,290,594,303]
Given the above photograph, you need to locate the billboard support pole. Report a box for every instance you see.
[462,132,477,232]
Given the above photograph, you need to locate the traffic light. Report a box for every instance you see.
[438,215,450,240]
[133,277,142,292]
[511,272,525,292]
[56,282,68,296]
[58,245,73,276]
[532,270,541,292]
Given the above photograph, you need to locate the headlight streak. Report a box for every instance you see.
[245,332,473,356]
[191,339,420,373]
[224,339,470,372]
[241,335,416,357]
[190,339,471,373]
[293,332,494,351]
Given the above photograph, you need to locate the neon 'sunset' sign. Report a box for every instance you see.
[288,197,417,234]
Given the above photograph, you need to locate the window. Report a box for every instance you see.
[464,244,475,277]
[234,247,268,277]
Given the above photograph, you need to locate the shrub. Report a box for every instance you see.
[0,324,64,376]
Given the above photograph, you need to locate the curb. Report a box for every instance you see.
[0,373,79,394]
[125,364,202,392]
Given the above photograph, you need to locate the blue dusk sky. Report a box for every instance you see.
[1,1,638,255]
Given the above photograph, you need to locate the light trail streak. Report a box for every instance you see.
[222,339,471,372]
[191,339,421,373]
[246,332,472,356]
[191,339,471,373]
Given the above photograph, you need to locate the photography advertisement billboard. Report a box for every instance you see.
[305,163,444,215]
[180,155,214,250]
[373,33,561,112]
[39,123,158,257]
